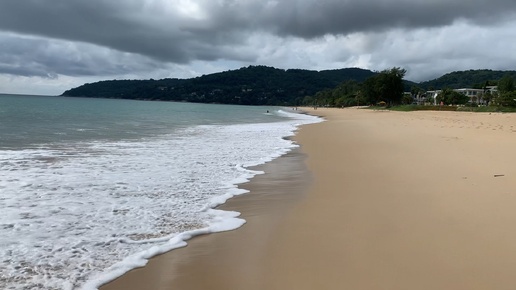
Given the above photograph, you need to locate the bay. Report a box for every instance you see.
[0,94,320,289]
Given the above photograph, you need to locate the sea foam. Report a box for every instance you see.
[0,108,321,289]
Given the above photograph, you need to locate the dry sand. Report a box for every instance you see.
[102,108,516,290]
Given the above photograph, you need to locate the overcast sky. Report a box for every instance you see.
[1,0,516,95]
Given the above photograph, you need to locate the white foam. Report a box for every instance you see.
[0,109,321,289]
[277,109,323,123]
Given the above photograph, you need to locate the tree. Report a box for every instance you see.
[361,76,380,105]
[409,85,426,104]
[482,90,496,106]
[304,80,362,107]
[426,94,435,104]
[498,75,515,94]
[361,67,406,105]
[410,85,421,95]
[435,91,445,105]
[496,91,516,107]
[302,95,314,105]
[494,75,516,107]
[438,88,469,105]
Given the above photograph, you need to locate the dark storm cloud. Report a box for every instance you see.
[1,0,515,64]
[0,34,169,77]
[1,0,516,87]
[0,0,254,64]
[258,0,516,38]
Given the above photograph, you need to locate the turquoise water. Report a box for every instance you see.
[0,94,320,289]
[0,94,286,149]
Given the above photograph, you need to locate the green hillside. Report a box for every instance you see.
[419,69,516,90]
[62,66,376,106]
[62,67,516,106]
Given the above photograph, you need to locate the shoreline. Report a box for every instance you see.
[79,107,318,290]
[100,146,313,290]
[102,107,516,290]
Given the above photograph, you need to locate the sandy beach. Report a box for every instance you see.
[102,108,516,290]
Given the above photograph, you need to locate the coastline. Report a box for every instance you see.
[102,107,516,290]
[100,147,312,290]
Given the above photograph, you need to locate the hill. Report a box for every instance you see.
[61,66,376,106]
[62,67,516,106]
[419,69,516,90]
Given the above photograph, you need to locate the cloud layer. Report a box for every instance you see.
[1,0,516,94]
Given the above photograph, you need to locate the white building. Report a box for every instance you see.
[421,86,498,105]
[418,90,441,105]
[455,88,485,105]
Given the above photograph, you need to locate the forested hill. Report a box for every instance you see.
[419,69,516,90]
[62,66,516,105]
[61,66,376,105]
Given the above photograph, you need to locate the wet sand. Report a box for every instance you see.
[101,148,312,290]
[102,108,516,290]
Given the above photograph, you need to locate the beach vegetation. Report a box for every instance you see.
[369,105,458,112]
[482,90,496,106]
[368,104,516,113]
[402,94,414,105]
[325,70,516,111]
[361,67,406,106]
[497,75,515,93]
[61,66,516,108]
[492,75,516,107]
[310,80,363,107]
[457,105,516,112]
[436,88,469,105]
[495,91,516,107]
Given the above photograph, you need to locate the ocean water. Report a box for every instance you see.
[0,94,321,290]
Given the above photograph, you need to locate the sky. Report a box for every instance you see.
[1,0,516,95]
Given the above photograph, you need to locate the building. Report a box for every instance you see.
[415,90,441,105]
[455,88,485,104]
[419,86,498,105]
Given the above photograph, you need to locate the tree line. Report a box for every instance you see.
[62,66,516,107]
[303,68,408,107]
[495,75,516,106]
[305,69,516,108]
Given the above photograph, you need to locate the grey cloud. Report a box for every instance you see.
[260,0,516,38]
[0,34,169,78]
[1,0,516,86]
[1,0,515,66]
[0,0,255,64]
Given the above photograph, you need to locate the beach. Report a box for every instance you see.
[102,107,516,290]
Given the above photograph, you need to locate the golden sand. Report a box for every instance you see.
[103,108,516,290]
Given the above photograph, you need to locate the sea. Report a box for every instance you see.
[0,94,321,290]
